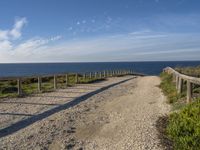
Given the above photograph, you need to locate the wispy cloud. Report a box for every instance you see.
[0,17,27,41]
[0,18,62,62]
[9,17,27,39]
[0,17,200,63]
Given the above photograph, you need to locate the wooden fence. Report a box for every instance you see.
[0,69,143,96]
[163,67,200,103]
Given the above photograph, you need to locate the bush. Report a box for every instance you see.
[167,99,200,150]
[2,86,18,94]
[175,66,200,77]
[160,72,181,103]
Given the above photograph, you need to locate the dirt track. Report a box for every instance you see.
[0,76,171,150]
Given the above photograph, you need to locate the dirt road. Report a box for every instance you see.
[0,76,171,150]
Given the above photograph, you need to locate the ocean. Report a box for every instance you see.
[0,61,199,77]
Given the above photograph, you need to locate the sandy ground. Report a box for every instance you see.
[0,76,171,150]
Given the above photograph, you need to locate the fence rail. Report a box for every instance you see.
[163,67,200,103]
[0,69,144,96]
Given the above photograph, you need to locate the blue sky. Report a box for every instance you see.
[0,0,200,62]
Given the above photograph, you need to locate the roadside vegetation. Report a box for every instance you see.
[175,66,200,77]
[160,66,200,150]
[0,74,106,98]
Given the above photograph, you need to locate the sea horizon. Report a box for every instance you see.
[0,61,199,77]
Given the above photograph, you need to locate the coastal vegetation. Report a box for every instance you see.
[175,66,200,77]
[167,99,200,150]
[160,66,200,150]
[0,74,105,98]
[160,72,182,104]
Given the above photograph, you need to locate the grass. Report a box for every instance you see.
[175,66,200,77]
[160,67,200,150]
[159,72,183,104]
[167,98,200,150]
[0,74,106,98]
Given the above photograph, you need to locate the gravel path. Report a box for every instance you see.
[0,76,171,150]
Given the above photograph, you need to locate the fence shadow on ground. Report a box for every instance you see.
[0,77,134,138]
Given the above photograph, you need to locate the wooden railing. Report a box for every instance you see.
[0,69,144,96]
[163,67,200,103]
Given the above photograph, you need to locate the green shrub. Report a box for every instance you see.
[175,66,200,77]
[160,72,181,103]
[167,99,200,150]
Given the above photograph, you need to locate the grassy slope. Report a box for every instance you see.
[0,74,105,98]
[160,67,200,150]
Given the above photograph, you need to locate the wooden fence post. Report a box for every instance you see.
[172,73,176,82]
[94,72,97,79]
[178,78,183,94]
[38,77,42,92]
[54,75,57,90]
[75,73,78,83]
[176,76,179,89]
[99,72,102,79]
[187,80,192,103]
[83,73,86,80]
[17,78,22,96]
[66,74,68,87]
[89,72,92,79]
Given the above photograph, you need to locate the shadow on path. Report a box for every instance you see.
[0,77,135,138]
[155,115,173,150]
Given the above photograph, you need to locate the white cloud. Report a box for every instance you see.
[0,30,9,40]
[0,40,12,51]
[1,31,199,62]
[0,17,27,41]
[9,17,27,39]
[77,21,80,25]
[0,17,27,55]
[0,18,62,62]
[0,17,200,62]
[50,35,62,41]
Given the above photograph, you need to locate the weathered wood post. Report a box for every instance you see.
[54,75,57,90]
[178,78,183,94]
[38,77,42,92]
[94,72,97,79]
[66,74,68,87]
[83,73,86,81]
[103,71,106,78]
[99,71,102,79]
[17,78,22,96]
[89,72,92,79]
[131,70,134,75]
[186,80,192,103]
[75,73,78,83]
[172,73,176,82]
[176,76,179,89]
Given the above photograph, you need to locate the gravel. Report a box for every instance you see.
[0,76,172,150]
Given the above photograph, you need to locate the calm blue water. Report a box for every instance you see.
[0,61,200,77]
